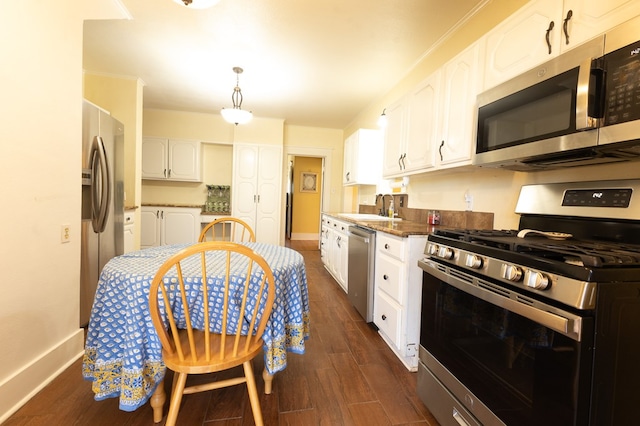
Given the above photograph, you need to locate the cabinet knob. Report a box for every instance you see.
[384,243,390,250]
[381,314,387,321]
[383,274,389,280]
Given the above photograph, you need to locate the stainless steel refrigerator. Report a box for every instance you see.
[80,100,124,326]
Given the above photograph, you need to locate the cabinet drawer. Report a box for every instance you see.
[374,292,401,347]
[332,219,349,235]
[378,232,405,261]
[376,255,404,303]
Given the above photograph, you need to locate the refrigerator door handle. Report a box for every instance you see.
[90,135,111,233]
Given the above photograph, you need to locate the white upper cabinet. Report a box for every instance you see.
[383,41,482,177]
[437,41,483,168]
[382,74,439,178]
[142,137,202,182]
[483,0,640,91]
[343,128,383,186]
[562,0,640,53]
[382,99,407,177]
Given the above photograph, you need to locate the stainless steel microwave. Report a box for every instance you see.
[474,15,640,171]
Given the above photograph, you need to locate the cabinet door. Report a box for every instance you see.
[320,225,330,264]
[141,137,168,180]
[232,144,283,245]
[255,145,282,245]
[382,99,406,178]
[438,42,483,168]
[343,132,356,185]
[337,233,348,292]
[232,144,259,231]
[404,73,439,173]
[163,208,200,245]
[140,207,160,248]
[561,0,640,53]
[168,139,201,181]
[483,0,562,90]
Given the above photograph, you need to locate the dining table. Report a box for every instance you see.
[82,242,310,422]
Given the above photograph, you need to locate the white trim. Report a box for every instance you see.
[0,329,85,423]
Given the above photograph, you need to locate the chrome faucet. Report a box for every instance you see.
[379,194,392,216]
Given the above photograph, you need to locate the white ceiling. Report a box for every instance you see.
[83,0,484,129]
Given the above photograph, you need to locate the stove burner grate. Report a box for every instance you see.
[433,229,640,268]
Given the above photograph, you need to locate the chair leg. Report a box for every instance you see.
[165,372,188,426]
[243,361,264,426]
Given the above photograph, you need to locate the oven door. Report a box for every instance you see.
[418,259,594,426]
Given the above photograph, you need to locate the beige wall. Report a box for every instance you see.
[0,0,129,421]
[83,72,144,248]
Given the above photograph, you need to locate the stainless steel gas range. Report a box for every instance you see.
[417,179,640,426]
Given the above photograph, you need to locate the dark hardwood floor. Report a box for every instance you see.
[6,240,439,426]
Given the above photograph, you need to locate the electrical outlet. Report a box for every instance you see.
[61,224,71,243]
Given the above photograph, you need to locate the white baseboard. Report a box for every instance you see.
[290,233,319,241]
[0,329,85,423]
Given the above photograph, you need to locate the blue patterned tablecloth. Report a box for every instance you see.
[82,242,310,412]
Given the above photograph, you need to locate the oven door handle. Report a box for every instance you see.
[476,281,578,339]
[423,260,582,341]
[452,408,470,426]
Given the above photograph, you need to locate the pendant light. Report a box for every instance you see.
[220,67,253,125]
[172,0,220,9]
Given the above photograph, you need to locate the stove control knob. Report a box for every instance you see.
[437,246,454,260]
[427,244,439,256]
[465,254,483,269]
[525,270,550,290]
[501,264,522,282]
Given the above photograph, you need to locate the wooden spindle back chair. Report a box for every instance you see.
[148,241,275,426]
[199,217,256,243]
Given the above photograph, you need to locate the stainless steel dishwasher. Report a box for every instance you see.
[347,225,375,322]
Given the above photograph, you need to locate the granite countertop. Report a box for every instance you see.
[323,212,436,237]
[141,203,231,215]
[142,203,204,208]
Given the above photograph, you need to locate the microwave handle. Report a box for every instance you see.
[576,57,601,130]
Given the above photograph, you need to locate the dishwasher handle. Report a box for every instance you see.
[349,226,374,243]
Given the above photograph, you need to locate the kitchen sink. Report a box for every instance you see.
[337,213,403,222]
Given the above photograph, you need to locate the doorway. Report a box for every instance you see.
[286,156,324,244]
[281,145,333,247]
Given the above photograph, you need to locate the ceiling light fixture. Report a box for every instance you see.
[172,0,220,9]
[220,67,253,125]
[377,108,388,128]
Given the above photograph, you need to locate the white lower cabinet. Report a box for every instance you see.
[320,214,349,293]
[374,232,428,371]
[140,206,201,248]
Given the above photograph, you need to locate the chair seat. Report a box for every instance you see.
[163,329,265,374]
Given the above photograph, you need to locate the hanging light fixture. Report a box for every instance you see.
[220,67,253,125]
[377,108,388,128]
[172,0,220,9]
